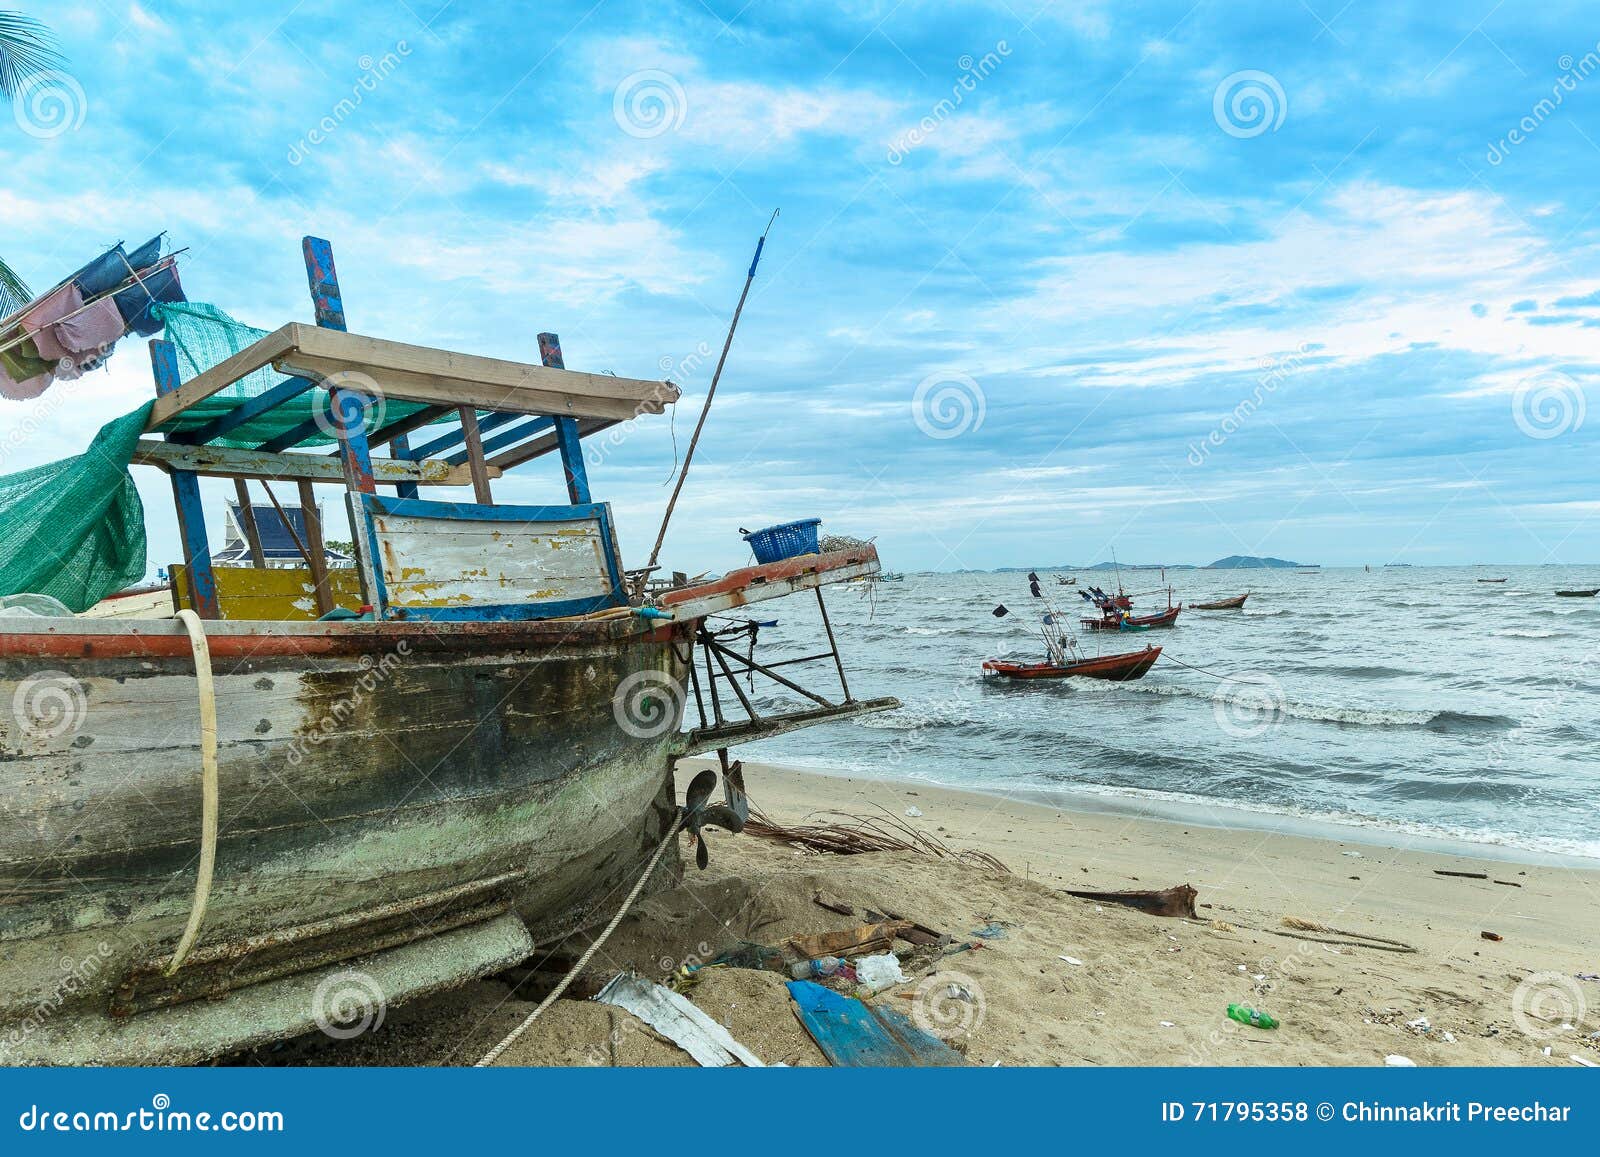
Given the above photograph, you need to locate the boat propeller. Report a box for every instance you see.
[680,763,748,870]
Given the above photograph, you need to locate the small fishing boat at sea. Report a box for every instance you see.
[1057,575,1076,586]
[1477,578,1507,584]
[1555,588,1599,597]
[983,645,1161,681]
[1190,593,1249,610]
[1081,604,1181,630]
[985,574,1161,681]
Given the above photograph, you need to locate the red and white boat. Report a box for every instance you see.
[983,645,1162,681]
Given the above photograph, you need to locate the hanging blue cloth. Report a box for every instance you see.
[113,265,185,336]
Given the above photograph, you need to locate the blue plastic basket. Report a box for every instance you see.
[741,518,822,564]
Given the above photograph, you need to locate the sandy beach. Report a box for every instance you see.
[248,761,1600,1068]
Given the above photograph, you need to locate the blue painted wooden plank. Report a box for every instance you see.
[150,339,219,619]
[537,331,592,504]
[784,980,966,1067]
[299,236,376,495]
[355,493,627,614]
[445,416,552,465]
[169,374,319,445]
[410,410,524,460]
[384,595,620,622]
[389,432,419,500]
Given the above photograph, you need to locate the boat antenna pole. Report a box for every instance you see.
[645,210,779,576]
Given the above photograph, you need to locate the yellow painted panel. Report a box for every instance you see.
[170,565,363,621]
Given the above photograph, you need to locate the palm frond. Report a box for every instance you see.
[0,11,64,100]
[0,255,30,317]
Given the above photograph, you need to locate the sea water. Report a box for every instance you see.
[727,565,1600,861]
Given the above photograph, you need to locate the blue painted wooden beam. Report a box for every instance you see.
[445,416,553,465]
[150,339,219,619]
[256,412,326,454]
[169,374,319,445]
[409,409,525,460]
[301,236,376,495]
[538,331,592,504]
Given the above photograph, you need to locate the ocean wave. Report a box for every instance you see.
[1119,681,1513,730]
[1494,628,1559,638]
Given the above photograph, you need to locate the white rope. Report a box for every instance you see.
[166,609,219,975]
[475,812,685,1067]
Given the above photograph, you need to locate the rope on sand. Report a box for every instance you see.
[475,813,686,1067]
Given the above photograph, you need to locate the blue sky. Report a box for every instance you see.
[2,0,1598,572]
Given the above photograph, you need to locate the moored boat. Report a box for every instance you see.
[982,645,1161,681]
[1081,604,1181,630]
[1555,588,1599,597]
[1190,592,1249,610]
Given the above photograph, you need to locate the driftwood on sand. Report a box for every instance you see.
[1063,884,1198,919]
[743,805,1010,874]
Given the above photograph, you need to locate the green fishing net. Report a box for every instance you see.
[0,403,151,611]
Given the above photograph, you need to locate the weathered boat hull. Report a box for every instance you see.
[1080,606,1181,630]
[0,618,687,1064]
[1190,593,1248,610]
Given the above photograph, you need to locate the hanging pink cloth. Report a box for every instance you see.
[52,294,126,358]
[18,283,81,362]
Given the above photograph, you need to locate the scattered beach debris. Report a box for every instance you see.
[854,953,909,994]
[1577,972,1600,982]
[1160,1021,1176,1028]
[1210,919,1236,932]
[1227,1003,1279,1029]
[788,955,846,981]
[1274,916,1417,954]
[1060,955,1084,967]
[1433,869,1489,880]
[743,806,1008,873]
[904,806,924,818]
[1385,1054,1418,1067]
[1493,879,1522,888]
[812,891,856,916]
[786,979,966,1066]
[1341,850,1363,858]
[1063,883,1198,919]
[595,972,765,1067]
[785,921,907,963]
[1481,931,1503,942]
[973,921,1009,940]
[1406,1016,1432,1034]
[863,909,952,947]
[1573,1055,1599,1068]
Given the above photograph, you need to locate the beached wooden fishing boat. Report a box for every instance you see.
[1555,588,1598,597]
[982,645,1161,681]
[1190,593,1248,610]
[0,237,895,1066]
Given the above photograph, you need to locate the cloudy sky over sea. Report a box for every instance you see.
[3,2,1596,572]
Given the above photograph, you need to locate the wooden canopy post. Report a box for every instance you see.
[296,482,335,616]
[302,237,376,497]
[232,479,266,568]
[537,332,592,504]
[457,407,494,504]
[150,339,219,618]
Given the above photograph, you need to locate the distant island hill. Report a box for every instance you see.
[998,556,1314,572]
